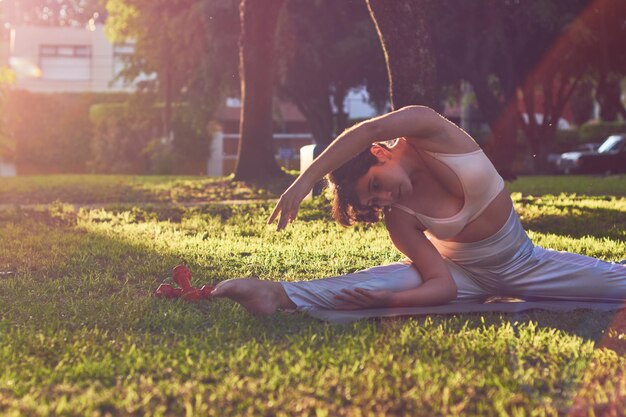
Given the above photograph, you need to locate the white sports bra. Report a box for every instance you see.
[392,148,504,240]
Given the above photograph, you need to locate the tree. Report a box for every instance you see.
[4,0,105,26]
[569,81,595,126]
[365,0,439,110]
[365,0,597,177]
[584,0,626,121]
[105,0,239,173]
[365,0,524,177]
[183,1,240,128]
[106,0,209,140]
[479,0,625,172]
[234,0,285,181]
[276,0,387,145]
[433,0,626,173]
[514,1,595,172]
[429,1,557,177]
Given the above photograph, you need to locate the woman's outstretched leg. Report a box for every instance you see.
[280,262,423,311]
[504,247,626,302]
[211,261,485,316]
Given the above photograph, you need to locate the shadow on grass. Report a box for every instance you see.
[0,175,290,205]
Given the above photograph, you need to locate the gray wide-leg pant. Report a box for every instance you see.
[281,208,626,313]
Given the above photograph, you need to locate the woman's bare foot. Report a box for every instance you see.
[211,278,295,316]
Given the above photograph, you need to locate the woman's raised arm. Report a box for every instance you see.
[268,106,443,230]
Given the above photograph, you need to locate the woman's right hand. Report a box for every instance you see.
[268,178,313,231]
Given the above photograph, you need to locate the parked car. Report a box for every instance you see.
[556,134,626,174]
[547,142,600,170]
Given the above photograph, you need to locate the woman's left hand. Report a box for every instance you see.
[268,177,313,231]
[334,288,394,310]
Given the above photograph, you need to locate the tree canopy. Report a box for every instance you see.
[367,0,625,176]
[105,0,239,139]
[276,0,387,145]
[14,0,623,178]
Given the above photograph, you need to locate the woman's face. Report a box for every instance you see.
[354,147,413,208]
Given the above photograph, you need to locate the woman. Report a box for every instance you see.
[211,106,626,316]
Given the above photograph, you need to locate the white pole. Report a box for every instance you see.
[207,131,224,177]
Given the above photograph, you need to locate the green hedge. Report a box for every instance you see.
[555,129,582,144]
[2,91,211,175]
[579,120,626,143]
[0,135,14,161]
[3,91,129,174]
[89,99,210,174]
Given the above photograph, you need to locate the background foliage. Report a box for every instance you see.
[2,0,624,177]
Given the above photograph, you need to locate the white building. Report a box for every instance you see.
[8,24,133,93]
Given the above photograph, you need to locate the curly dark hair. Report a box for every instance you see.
[326,143,390,226]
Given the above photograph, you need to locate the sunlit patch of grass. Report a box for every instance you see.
[507,175,626,197]
[513,194,626,242]
[1,175,625,415]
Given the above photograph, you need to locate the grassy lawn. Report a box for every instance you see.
[0,174,625,416]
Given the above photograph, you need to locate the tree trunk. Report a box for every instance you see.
[518,76,579,174]
[163,58,173,142]
[596,75,626,121]
[162,35,173,142]
[234,0,285,181]
[569,81,594,125]
[467,74,519,180]
[331,86,349,135]
[454,2,522,180]
[365,0,438,110]
[293,98,334,146]
[482,104,519,180]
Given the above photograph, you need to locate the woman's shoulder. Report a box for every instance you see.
[403,117,481,154]
[384,205,425,232]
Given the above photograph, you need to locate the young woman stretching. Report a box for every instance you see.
[211,106,626,316]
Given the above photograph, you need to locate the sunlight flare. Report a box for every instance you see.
[8,57,42,78]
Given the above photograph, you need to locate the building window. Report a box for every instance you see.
[39,45,91,80]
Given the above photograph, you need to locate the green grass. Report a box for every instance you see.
[0,175,625,416]
[507,175,626,197]
[0,175,275,204]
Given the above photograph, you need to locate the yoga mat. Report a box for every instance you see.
[305,300,626,324]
